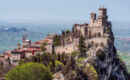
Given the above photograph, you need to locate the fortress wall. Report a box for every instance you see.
[88,27,103,36]
[80,27,86,37]
[90,20,99,27]
[85,37,108,45]
[54,37,107,54]
[46,44,53,53]
[55,39,79,54]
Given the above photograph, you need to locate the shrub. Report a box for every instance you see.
[71,51,79,57]
[77,57,85,63]
[55,61,64,71]
[84,64,98,80]
[65,70,77,80]
[6,62,53,80]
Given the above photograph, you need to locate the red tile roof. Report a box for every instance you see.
[4,52,11,57]
[26,48,41,52]
[11,49,25,53]
[35,41,43,44]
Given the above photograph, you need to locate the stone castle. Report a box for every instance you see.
[73,7,109,38]
[55,7,111,54]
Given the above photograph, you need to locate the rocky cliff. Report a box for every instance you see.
[78,26,129,80]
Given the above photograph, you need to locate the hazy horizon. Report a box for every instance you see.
[0,0,130,26]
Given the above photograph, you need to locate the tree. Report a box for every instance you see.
[78,36,87,57]
[0,62,3,74]
[66,30,71,35]
[71,51,79,57]
[6,62,53,80]
[40,42,47,53]
[53,35,61,46]
[62,30,65,36]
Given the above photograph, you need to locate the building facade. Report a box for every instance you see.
[72,7,109,38]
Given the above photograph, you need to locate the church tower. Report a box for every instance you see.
[22,35,26,43]
[98,7,108,26]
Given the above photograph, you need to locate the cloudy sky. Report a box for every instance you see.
[0,0,129,24]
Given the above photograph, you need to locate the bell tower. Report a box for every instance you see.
[90,13,97,27]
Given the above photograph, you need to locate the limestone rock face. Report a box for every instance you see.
[82,27,129,80]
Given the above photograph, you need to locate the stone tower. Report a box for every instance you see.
[90,13,96,23]
[98,7,108,26]
[22,35,26,43]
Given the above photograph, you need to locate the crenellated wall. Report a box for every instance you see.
[54,37,108,54]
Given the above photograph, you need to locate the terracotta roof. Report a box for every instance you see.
[11,49,25,53]
[3,52,11,57]
[35,41,43,44]
[26,48,41,52]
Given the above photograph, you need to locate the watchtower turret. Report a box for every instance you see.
[90,13,97,23]
[98,7,108,26]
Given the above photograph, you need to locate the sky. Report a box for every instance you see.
[0,0,130,24]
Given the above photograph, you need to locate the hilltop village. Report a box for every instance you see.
[0,7,111,65]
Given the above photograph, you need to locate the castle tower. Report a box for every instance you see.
[90,13,97,24]
[98,7,108,26]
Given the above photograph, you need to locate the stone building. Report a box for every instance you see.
[10,49,25,65]
[22,35,31,49]
[25,48,41,57]
[54,7,110,54]
[72,7,109,38]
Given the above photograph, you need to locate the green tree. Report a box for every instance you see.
[62,30,65,36]
[53,35,61,46]
[6,62,53,80]
[78,36,87,57]
[40,42,47,53]
[66,30,71,34]
[71,51,79,57]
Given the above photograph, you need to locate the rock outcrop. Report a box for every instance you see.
[80,25,129,80]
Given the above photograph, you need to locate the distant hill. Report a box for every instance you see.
[0,27,27,32]
[0,27,45,54]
